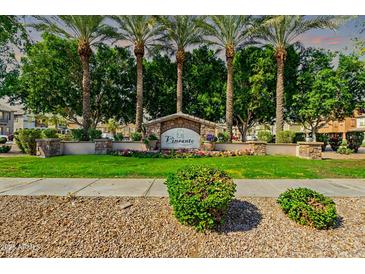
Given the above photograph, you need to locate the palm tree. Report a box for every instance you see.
[110,16,162,133]
[158,16,204,113]
[31,16,116,138]
[255,16,339,139]
[200,16,253,142]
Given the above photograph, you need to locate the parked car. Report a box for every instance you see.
[0,134,8,142]
[246,135,257,141]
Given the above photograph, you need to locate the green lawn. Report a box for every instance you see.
[1,155,365,178]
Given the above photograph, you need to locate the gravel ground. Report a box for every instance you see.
[0,196,364,258]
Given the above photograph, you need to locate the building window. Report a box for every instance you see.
[350,119,355,127]
[358,118,365,128]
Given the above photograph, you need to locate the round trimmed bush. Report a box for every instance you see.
[276,130,296,143]
[165,165,236,231]
[0,137,7,144]
[0,146,11,153]
[42,128,59,138]
[277,187,337,229]
[257,130,273,143]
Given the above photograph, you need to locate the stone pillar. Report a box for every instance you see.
[297,142,323,160]
[36,138,61,158]
[95,139,113,155]
[246,141,267,155]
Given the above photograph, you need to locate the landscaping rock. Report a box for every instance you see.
[0,196,364,257]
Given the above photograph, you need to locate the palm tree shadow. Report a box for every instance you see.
[215,199,262,233]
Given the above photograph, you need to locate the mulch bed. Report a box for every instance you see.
[0,196,364,257]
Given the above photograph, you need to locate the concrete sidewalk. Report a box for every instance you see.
[0,177,365,197]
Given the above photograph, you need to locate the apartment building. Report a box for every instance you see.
[0,102,15,136]
[318,111,365,138]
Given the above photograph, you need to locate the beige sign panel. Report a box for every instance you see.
[161,128,200,149]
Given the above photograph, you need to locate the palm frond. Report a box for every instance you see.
[199,15,253,51]
[29,15,115,47]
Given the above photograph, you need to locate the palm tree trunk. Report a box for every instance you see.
[80,54,91,139]
[275,54,285,141]
[176,49,185,113]
[135,53,143,132]
[176,61,183,113]
[226,56,234,143]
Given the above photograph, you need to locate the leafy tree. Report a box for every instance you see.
[183,46,226,122]
[158,15,204,113]
[143,46,226,122]
[12,33,135,127]
[200,15,254,141]
[233,46,276,141]
[0,16,28,97]
[143,54,177,118]
[14,33,82,122]
[255,16,339,139]
[90,44,136,127]
[290,48,351,141]
[110,15,163,132]
[336,53,365,111]
[31,16,116,138]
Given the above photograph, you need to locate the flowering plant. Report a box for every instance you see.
[206,134,216,142]
[108,148,254,158]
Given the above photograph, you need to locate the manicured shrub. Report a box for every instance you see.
[131,132,142,141]
[14,131,24,153]
[42,128,59,138]
[114,133,124,141]
[257,130,273,143]
[14,129,43,155]
[317,134,329,152]
[0,137,7,144]
[217,132,229,143]
[276,130,296,143]
[346,132,364,153]
[147,133,158,141]
[277,188,337,229]
[58,133,73,141]
[70,129,84,141]
[0,146,11,153]
[329,134,342,151]
[337,140,353,155]
[70,128,102,141]
[88,128,102,141]
[165,165,236,231]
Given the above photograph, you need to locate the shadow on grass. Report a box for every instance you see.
[216,199,262,233]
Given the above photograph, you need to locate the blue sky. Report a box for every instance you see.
[22,15,365,56]
[299,16,365,54]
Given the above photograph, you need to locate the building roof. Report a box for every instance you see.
[145,112,221,128]
[0,101,16,112]
[0,98,25,114]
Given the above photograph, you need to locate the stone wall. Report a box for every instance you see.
[246,141,267,156]
[95,139,113,155]
[145,123,161,138]
[296,142,323,160]
[36,138,61,158]
[160,117,200,134]
[200,124,216,140]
